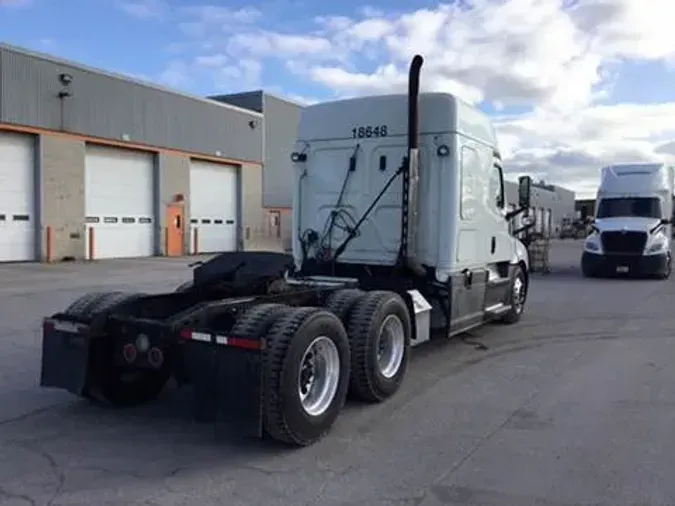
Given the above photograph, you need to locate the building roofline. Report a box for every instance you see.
[261,91,306,108]
[210,89,307,108]
[0,42,263,118]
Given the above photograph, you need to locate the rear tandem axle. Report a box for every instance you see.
[40,274,419,447]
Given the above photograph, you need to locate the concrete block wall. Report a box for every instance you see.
[240,162,274,250]
[279,211,292,252]
[35,132,274,261]
[157,152,190,255]
[41,134,86,261]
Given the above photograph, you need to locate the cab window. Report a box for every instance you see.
[490,163,505,209]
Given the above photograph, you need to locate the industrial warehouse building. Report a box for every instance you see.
[0,42,575,263]
[210,90,301,250]
[506,180,576,237]
[0,43,282,263]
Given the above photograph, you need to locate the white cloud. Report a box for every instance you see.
[155,0,675,197]
[116,0,168,20]
[181,5,261,25]
[228,32,333,58]
[177,5,261,37]
[158,60,191,88]
[194,53,228,68]
[213,58,262,90]
[495,102,675,195]
[38,38,56,48]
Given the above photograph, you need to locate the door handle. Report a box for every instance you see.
[462,268,473,288]
[491,236,496,254]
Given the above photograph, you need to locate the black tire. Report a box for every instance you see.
[658,253,672,280]
[262,307,350,446]
[175,281,193,292]
[63,292,117,321]
[499,265,527,324]
[345,290,411,403]
[581,261,595,278]
[324,288,366,323]
[231,303,295,335]
[63,291,146,322]
[91,292,147,321]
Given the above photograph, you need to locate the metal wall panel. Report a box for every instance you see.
[261,94,302,209]
[506,180,576,236]
[212,91,302,209]
[211,91,264,113]
[0,48,3,121]
[0,45,263,163]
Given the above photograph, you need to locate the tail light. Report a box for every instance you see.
[122,343,137,363]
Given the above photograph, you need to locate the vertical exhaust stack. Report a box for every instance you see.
[403,54,425,275]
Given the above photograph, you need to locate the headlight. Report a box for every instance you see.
[585,237,600,252]
[647,238,666,254]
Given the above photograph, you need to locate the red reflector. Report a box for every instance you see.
[228,337,261,350]
[122,343,137,363]
[180,329,192,340]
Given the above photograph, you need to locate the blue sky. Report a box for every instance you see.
[2,0,673,105]
[1,0,675,196]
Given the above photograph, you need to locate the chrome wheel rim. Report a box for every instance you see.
[376,314,406,379]
[297,336,341,417]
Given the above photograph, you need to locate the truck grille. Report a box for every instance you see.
[600,231,647,255]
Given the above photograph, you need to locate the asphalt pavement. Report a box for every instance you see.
[1,241,674,506]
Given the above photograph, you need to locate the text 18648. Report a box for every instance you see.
[351,125,388,139]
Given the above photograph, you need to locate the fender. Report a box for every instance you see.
[511,238,529,271]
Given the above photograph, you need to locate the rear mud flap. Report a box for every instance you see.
[40,320,96,397]
[184,340,263,438]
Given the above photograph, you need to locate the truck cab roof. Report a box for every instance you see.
[296,92,498,149]
[599,162,674,197]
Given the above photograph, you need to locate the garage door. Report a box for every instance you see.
[85,145,155,259]
[0,132,35,262]
[189,160,238,253]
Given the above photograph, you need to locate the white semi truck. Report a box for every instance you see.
[582,162,674,279]
[39,54,533,447]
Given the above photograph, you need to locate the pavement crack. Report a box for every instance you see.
[68,464,145,480]
[429,347,586,489]
[0,406,56,427]
[15,442,65,506]
[432,388,542,489]
[303,465,355,506]
[0,486,36,506]
[237,464,303,477]
[165,466,188,478]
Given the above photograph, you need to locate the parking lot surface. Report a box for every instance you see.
[1,241,674,506]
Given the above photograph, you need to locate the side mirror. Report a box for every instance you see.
[518,175,531,209]
[661,218,671,225]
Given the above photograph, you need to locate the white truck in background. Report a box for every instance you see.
[582,163,674,279]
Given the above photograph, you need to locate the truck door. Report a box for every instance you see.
[487,160,512,264]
